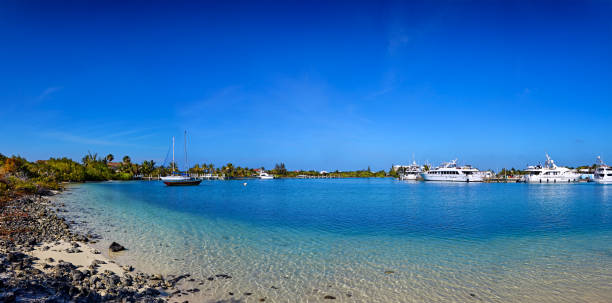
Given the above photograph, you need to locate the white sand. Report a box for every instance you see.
[28,240,124,275]
[26,240,215,302]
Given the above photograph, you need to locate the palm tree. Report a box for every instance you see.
[106,154,114,163]
[122,155,131,164]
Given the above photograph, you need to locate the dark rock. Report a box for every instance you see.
[0,291,16,302]
[109,242,126,252]
[215,274,232,279]
[244,292,252,296]
[324,295,336,299]
[229,292,234,295]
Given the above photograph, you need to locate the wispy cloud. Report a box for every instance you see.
[37,86,63,101]
[365,86,394,99]
[42,131,115,146]
[41,126,161,147]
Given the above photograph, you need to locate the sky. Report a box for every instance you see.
[0,0,611,171]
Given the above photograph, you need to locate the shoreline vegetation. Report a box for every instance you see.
[0,152,394,199]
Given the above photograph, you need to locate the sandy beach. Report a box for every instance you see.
[0,193,215,302]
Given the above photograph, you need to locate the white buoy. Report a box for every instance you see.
[243,182,247,186]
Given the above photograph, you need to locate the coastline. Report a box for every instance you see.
[0,193,214,302]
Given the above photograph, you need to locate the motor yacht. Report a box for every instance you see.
[594,156,612,184]
[399,161,422,180]
[257,171,274,179]
[522,154,580,183]
[421,159,486,182]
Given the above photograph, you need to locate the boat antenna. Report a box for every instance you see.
[172,136,175,174]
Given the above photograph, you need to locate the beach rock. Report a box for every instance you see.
[324,295,336,299]
[151,273,163,280]
[109,242,126,252]
[384,270,395,274]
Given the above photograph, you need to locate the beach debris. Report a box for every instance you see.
[109,241,126,252]
[384,270,395,274]
[324,295,336,299]
[244,292,253,296]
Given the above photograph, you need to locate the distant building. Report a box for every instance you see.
[107,162,121,170]
[392,165,411,172]
[319,170,329,175]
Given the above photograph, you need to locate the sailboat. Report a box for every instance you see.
[161,131,202,186]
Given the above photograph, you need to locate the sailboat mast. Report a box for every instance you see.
[172,136,175,173]
[184,130,188,174]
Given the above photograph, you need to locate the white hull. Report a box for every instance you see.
[160,175,191,181]
[258,176,274,180]
[594,179,612,184]
[400,173,419,180]
[523,175,580,183]
[421,173,484,182]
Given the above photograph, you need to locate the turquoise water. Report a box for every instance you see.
[58,179,612,302]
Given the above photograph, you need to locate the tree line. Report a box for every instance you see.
[0,152,395,199]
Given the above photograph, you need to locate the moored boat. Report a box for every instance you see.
[594,156,612,184]
[399,161,422,180]
[257,171,274,179]
[421,159,486,182]
[161,133,201,186]
[522,154,580,183]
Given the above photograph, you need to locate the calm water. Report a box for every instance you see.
[58,179,612,302]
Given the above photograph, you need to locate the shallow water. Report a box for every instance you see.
[58,179,612,302]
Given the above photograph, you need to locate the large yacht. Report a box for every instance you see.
[421,159,486,182]
[399,161,422,180]
[594,156,612,184]
[522,154,580,183]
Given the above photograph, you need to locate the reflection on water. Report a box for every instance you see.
[58,180,612,302]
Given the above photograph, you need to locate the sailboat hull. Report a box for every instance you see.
[163,180,202,186]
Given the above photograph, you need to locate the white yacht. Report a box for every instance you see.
[522,154,580,183]
[421,159,486,182]
[594,156,612,184]
[257,171,274,179]
[399,161,422,180]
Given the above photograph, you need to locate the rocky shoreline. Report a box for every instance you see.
[0,194,212,302]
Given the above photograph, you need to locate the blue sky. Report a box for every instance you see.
[1,0,611,171]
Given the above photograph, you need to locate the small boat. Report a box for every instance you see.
[399,161,422,180]
[161,132,201,186]
[594,156,612,184]
[421,159,486,182]
[257,170,274,179]
[522,154,580,183]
